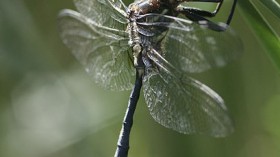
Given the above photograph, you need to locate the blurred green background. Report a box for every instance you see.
[1,0,280,157]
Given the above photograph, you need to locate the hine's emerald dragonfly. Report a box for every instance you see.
[58,0,242,156]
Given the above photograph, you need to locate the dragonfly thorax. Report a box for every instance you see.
[128,0,183,15]
[132,44,142,66]
[127,8,145,70]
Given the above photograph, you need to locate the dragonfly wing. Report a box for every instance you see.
[58,9,135,91]
[137,14,242,73]
[74,0,128,28]
[142,48,234,137]
[143,67,234,137]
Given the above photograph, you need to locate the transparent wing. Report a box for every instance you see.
[58,9,135,91]
[137,13,243,73]
[74,0,128,29]
[142,48,234,137]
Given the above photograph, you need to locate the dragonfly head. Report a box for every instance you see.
[128,0,162,15]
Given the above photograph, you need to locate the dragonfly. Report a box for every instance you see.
[58,0,242,156]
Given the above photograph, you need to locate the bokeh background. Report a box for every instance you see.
[1,0,280,157]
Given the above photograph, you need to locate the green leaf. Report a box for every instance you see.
[238,0,280,71]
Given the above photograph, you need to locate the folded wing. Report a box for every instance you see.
[137,13,242,73]
[58,9,135,91]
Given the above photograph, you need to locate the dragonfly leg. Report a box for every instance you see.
[178,8,213,22]
[178,9,227,31]
[179,0,237,25]
[182,0,223,17]
[178,7,218,18]
[114,71,142,157]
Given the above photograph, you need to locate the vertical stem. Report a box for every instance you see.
[114,71,142,157]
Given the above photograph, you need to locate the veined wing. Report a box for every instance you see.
[58,9,135,91]
[137,13,242,73]
[143,49,234,137]
[74,0,128,29]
